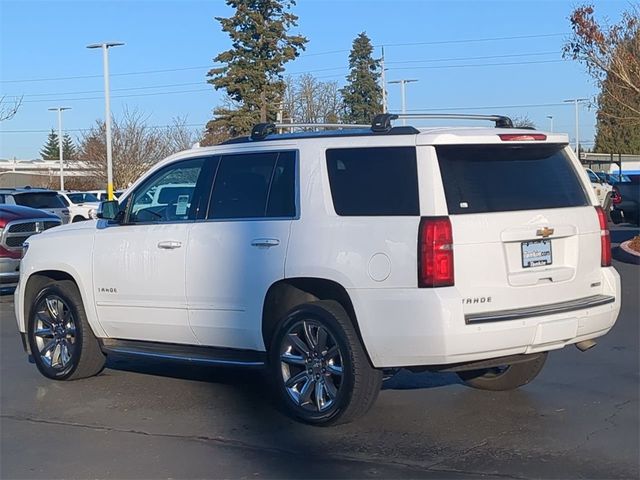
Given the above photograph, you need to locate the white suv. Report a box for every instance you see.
[14,114,621,425]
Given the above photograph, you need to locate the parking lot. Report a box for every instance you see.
[1,226,638,479]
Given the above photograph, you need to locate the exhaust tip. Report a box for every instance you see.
[576,340,597,352]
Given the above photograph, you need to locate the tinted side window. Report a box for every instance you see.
[207,151,296,219]
[266,152,296,217]
[436,144,590,214]
[127,157,207,223]
[326,147,419,216]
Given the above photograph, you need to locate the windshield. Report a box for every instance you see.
[67,192,99,203]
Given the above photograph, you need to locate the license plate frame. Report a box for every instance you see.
[521,239,552,268]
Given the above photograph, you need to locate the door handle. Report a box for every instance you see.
[157,241,182,250]
[251,238,280,248]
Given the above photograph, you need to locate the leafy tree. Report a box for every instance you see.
[203,0,307,145]
[341,32,382,124]
[40,129,59,160]
[564,4,640,153]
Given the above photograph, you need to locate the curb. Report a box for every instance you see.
[613,241,640,265]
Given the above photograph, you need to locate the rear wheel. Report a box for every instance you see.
[72,216,86,223]
[269,300,382,426]
[457,352,548,391]
[28,280,105,380]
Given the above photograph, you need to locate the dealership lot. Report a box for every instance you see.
[1,228,638,479]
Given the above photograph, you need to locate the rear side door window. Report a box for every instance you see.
[207,151,297,219]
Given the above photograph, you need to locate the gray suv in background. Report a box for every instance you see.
[0,188,70,224]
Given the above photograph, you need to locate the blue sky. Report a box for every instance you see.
[0,0,632,159]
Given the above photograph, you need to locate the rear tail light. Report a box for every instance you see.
[498,133,547,141]
[612,187,622,205]
[418,217,454,287]
[595,206,611,267]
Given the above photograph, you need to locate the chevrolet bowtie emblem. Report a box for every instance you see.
[536,227,554,238]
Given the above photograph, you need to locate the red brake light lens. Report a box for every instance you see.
[498,133,547,141]
[595,206,611,267]
[419,217,454,287]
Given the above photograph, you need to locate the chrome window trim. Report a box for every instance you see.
[465,294,615,324]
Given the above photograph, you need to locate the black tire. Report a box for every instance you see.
[28,280,105,380]
[72,216,86,223]
[457,352,548,391]
[268,300,382,426]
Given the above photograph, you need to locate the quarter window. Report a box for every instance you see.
[326,147,420,216]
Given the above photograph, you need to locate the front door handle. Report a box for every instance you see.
[157,241,182,250]
[251,238,280,248]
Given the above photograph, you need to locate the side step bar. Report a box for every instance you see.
[100,338,266,367]
[465,294,615,324]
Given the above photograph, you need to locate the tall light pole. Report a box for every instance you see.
[564,98,588,155]
[546,115,553,133]
[87,41,124,201]
[389,79,418,125]
[48,107,71,190]
[380,46,387,113]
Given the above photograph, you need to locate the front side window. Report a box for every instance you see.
[127,158,207,223]
[208,151,296,219]
[67,192,99,204]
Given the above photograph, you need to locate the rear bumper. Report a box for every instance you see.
[349,268,621,368]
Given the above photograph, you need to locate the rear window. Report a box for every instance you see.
[436,144,590,214]
[326,147,419,216]
[13,192,65,209]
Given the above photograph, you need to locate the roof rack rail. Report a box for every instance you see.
[250,122,369,140]
[372,113,514,131]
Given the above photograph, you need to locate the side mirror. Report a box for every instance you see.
[96,200,121,221]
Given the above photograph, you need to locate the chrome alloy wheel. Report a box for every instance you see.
[33,295,77,371]
[279,320,344,412]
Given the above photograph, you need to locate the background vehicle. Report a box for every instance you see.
[611,174,640,225]
[15,114,620,426]
[86,190,124,202]
[0,188,70,224]
[0,205,61,293]
[584,168,613,208]
[57,191,100,222]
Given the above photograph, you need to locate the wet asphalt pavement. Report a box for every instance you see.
[1,226,638,479]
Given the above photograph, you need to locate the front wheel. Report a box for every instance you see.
[28,280,105,380]
[269,300,382,426]
[457,352,548,391]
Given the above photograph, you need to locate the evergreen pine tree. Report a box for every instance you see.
[203,0,307,144]
[40,129,59,160]
[341,32,382,124]
[62,134,77,159]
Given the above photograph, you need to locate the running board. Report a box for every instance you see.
[100,339,266,367]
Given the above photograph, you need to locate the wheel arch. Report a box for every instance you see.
[22,269,105,338]
[261,277,371,361]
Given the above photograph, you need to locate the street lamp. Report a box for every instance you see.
[389,79,418,125]
[87,41,124,201]
[563,98,588,155]
[546,115,553,133]
[48,107,71,190]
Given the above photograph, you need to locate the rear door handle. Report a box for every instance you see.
[157,241,182,250]
[251,238,280,248]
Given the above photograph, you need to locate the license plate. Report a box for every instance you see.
[521,239,552,268]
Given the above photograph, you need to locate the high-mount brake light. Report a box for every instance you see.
[595,206,611,267]
[498,133,547,141]
[418,217,454,287]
